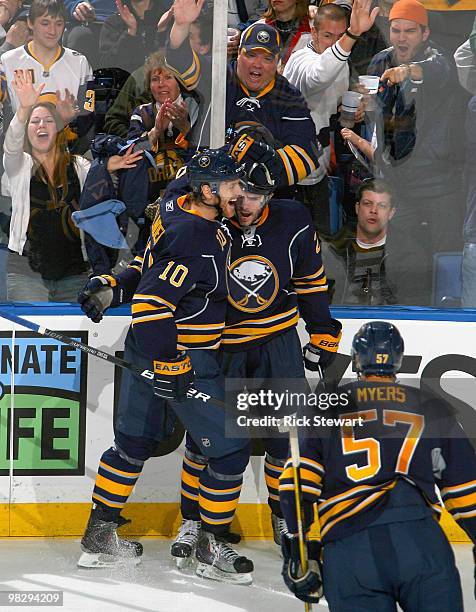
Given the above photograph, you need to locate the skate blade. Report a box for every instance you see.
[173,555,193,569]
[77,551,142,569]
[196,562,252,585]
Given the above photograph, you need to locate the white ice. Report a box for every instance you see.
[0,540,473,612]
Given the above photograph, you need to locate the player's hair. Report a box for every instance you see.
[313,3,348,29]
[24,102,72,208]
[263,0,309,22]
[29,0,67,23]
[356,179,394,205]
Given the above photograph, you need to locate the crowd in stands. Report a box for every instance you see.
[0,0,474,307]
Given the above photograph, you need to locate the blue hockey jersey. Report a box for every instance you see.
[111,182,230,358]
[222,200,333,350]
[279,380,476,544]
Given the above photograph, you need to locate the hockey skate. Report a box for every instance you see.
[171,519,201,568]
[271,513,289,548]
[195,530,254,585]
[78,511,143,568]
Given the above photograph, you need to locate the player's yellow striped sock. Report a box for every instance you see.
[92,447,142,510]
[180,449,208,520]
[265,453,285,512]
[198,467,242,532]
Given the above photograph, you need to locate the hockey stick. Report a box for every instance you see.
[289,428,313,612]
[0,310,227,410]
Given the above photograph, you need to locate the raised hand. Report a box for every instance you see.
[73,1,96,22]
[349,0,380,36]
[116,0,137,35]
[56,88,79,126]
[12,70,45,110]
[5,20,30,48]
[172,0,205,28]
[106,144,144,172]
[0,4,11,26]
[157,5,174,32]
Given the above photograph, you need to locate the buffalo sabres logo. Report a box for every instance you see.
[228,256,278,312]
[257,30,270,44]
[198,155,211,168]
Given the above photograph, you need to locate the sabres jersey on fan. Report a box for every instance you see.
[279,380,476,544]
[222,200,333,351]
[165,38,319,186]
[0,43,93,113]
[110,182,230,358]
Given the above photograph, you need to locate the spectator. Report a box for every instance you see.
[261,0,311,68]
[321,178,430,305]
[103,32,206,138]
[64,0,117,68]
[0,0,29,57]
[3,69,134,301]
[126,52,198,203]
[283,0,378,235]
[0,0,93,126]
[454,16,476,95]
[166,0,320,190]
[368,0,467,273]
[99,0,172,74]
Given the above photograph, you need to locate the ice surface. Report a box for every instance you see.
[0,540,473,611]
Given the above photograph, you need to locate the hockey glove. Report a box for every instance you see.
[281,535,323,604]
[77,275,121,323]
[230,134,283,183]
[153,352,194,402]
[303,318,342,371]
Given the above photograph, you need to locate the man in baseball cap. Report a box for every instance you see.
[239,22,281,57]
[236,23,281,93]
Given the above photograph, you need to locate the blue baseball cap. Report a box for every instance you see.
[239,23,281,56]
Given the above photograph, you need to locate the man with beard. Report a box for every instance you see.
[367,0,466,278]
[321,178,430,305]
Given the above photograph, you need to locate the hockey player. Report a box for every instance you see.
[173,160,342,558]
[279,321,476,610]
[76,149,257,584]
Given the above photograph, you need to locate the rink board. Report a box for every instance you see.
[0,303,475,542]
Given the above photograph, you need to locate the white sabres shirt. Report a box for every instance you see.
[0,42,93,112]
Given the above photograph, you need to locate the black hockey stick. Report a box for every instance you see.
[0,310,227,409]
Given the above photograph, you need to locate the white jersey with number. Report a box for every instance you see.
[0,42,93,112]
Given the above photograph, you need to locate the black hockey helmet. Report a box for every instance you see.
[187,148,245,195]
[351,321,404,376]
[241,161,276,196]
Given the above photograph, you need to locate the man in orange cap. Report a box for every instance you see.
[366,0,466,292]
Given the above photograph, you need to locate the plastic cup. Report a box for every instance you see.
[340,91,361,128]
[359,75,380,111]
[227,27,239,43]
[358,75,380,94]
